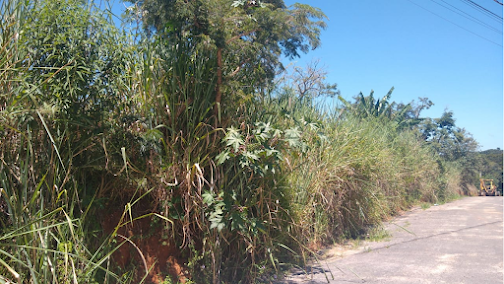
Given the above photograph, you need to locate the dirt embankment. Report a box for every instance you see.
[100,201,187,284]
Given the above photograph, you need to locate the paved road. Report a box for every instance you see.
[280,197,503,284]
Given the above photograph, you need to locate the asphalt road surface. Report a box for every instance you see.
[280,197,503,284]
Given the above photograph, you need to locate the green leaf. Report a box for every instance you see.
[224,127,244,152]
[264,148,279,157]
[243,151,259,161]
[284,127,302,147]
[202,191,215,205]
[231,0,246,7]
[216,151,230,165]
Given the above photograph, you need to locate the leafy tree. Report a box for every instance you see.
[417,110,479,195]
[475,149,503,194]
[407,97,434,119]
[117,2,329,282]
[389,97,434,129]
[419,110,478,161]
[125,0,328,118]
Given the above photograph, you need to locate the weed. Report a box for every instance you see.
[0,0,474,282]
[366,226,391,242]
[421,203,431,210]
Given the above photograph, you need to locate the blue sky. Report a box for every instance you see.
[111,0,503,150]
[282,0,503,150]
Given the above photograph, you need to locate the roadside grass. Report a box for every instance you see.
[421,203,431,210]
[365,226,392,242]
[0,0,472,282]
[0,0,138,282]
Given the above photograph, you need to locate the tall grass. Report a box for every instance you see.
[0,0,138,282]
[130,31,298,283]
[0,0,465,283]
[259,91,447,257]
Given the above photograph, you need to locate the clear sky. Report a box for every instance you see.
[111,0,503,150]
[283,0,503,151]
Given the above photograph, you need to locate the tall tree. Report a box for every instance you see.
[420,110,478,161]
[126,0,328,119]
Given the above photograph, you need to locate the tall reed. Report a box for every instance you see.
[261,90,445,255]
[0,1,465,282]
[0,0,136,282]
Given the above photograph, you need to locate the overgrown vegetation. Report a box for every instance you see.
[474,148,503,195]
[0,0,499,283]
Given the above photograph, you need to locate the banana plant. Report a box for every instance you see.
[338,87,424,130]
[338,87,395,119]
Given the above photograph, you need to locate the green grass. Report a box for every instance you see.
[421,203,431,210]
[0,0,137,282]
[366,226,392,242]
[0,0,472,282]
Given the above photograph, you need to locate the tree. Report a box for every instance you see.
[289,59,339,101]
[475,149,504,194]
[419,110,478,161]
[125,0,328,119]
[409,97,434,119]
[272,59,339,113]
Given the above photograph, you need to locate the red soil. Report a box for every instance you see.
[100,204,187,283]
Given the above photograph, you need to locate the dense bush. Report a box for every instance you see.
[0,1,486,283]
